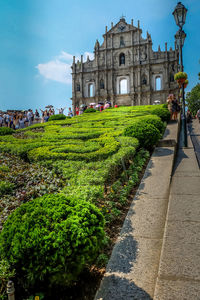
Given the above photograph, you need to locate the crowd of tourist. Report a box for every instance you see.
[0,102,116,129]
[0,107,73,129]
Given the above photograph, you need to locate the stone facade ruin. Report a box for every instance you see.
[71,17,179,111]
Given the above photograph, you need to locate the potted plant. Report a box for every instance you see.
[174,72,188,87]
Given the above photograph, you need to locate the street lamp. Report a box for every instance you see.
[173,2,188,147]
[175,29,186,71]
[173,2,188,28]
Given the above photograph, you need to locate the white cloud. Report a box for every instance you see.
[36,51,94,85]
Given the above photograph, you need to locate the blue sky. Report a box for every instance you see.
[0,0,199,111]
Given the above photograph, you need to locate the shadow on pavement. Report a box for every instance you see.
[96,274,153,300]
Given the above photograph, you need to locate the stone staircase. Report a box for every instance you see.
[95,119,200,300]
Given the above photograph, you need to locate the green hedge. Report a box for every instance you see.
[0,127,14,136]
[124,122,161,149]
[150,107,170,122]
[48,114,66,121]
[84,108,96,113]
[136,115,165,133]
[0,194,105,288]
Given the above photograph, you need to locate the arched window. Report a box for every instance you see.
[100,79,104,89]
[155,77,161,91]
[88,83,94,97]
[119,78,128,94]
[119,53,125,66]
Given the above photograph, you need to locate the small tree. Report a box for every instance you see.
[186,84,200,116]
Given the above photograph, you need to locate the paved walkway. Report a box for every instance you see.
[154,119,200,299]
[95,119,200,300]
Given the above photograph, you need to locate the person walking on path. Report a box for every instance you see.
[196,108,200,123]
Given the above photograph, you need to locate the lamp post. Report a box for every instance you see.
[173,2,188,147]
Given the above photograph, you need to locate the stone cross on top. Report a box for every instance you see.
[120,14,126,21]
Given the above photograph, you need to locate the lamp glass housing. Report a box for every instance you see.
[173,2,188,28]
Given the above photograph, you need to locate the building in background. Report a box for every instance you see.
[71,17,179,111]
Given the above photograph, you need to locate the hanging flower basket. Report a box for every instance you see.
[174,72,188,87]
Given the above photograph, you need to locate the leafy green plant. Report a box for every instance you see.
[84,108,97,113]
[48,114,66,121]
[124,122,161,149]
[0,194,105,289]
[174,72,188,80]
[0,259,15,300]
[0,181,15,196]
[0,165,9,173]
[150,106,170,122]
[96,254,109,267]
[0,128,14,136]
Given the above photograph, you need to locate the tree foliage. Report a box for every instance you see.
[186,83,200,115]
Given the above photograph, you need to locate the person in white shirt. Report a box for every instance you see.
[56,107,66,114]
[27,110,32,126]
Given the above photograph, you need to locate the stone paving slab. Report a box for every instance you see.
[167,195,200,222]
[156,220,200,281]
[172,148,200,174]
[123,196,168,239]
[154,279,200,300]
[170,176,200,195]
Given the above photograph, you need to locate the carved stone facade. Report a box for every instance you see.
[71,17,179,111]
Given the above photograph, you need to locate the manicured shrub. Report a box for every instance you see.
[124,122,161,149]
[151,107,170,122]
[138,115,165,133]
[84,108,96,113]
[0,127,14,136]
[48,114,66,121]
[0,194,105,289]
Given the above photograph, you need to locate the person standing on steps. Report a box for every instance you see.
[167,94,173,120]
[196,108,200,123]
[171,95,180,121]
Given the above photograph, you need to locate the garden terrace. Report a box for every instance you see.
[0,105,170,299]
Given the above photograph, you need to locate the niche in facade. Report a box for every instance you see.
[142,75,147,85]
[76,83,80,91]
[100,79,104,89]
[119,53,125,66]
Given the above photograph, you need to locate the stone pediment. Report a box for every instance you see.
[105,18,138,36]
